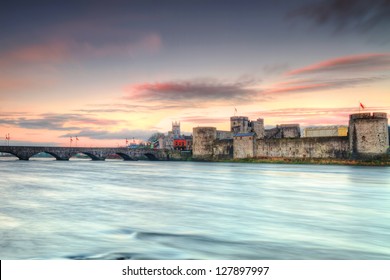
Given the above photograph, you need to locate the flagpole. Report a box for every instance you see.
[359,102,365,112]
[5,133,10,146]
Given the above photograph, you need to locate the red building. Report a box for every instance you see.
[173,138,187,150]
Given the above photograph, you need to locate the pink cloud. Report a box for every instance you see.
[266,83,329,94]
[288,53,390,75]
[0,76,57,92]
[265,76,386,94]
[0,34,162,66]
[1,40,71,66]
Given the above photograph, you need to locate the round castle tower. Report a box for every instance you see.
[349,112,389,157]
[192,127,217,159]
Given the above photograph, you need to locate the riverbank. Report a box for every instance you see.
[220,157,390,166]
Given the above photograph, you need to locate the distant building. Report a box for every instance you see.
[173,138,186,150]
[172,121,180,138]
[160,132,174,150]
[158,121,193,151]
[230,116,264,138]
[184,135,193,150]
[173,134,194,151]
[265,124,301,139]
[304,126,348,137]
[129,143,140,149]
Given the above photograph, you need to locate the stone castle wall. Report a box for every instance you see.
[193,112,389,160]
[255,137,349,159]
[233,134,254,158]
[213,139,233,160]
[216,130,233,140]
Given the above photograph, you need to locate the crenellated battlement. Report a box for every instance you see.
[349,112,387,120]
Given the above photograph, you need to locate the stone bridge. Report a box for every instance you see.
[0,146,189,161]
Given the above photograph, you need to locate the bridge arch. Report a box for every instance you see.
[144,153,158,161]
[69,152,104,161]
[0,151,19,160]
[114,153,136,161]
[30,151,58,160]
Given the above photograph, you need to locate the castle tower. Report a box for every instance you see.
[251,118,265,139]
[192,127,217,159]
[230,116,249,134]
[349,112,389,158]
[172,121,180,138]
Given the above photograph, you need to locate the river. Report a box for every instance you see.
[0,158,389,259]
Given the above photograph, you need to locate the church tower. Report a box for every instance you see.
[172,121,181,138]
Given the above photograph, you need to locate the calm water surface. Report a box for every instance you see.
[0,158,389,259]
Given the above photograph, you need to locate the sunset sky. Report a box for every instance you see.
[1,0,390,146]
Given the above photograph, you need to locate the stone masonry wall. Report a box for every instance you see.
[233,135,254,158]
[216,130,233,140]
[212,139,233,159]
[255,137,349,159]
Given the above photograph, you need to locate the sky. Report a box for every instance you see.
[1,0,390,147]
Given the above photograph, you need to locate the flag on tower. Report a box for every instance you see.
[359,102,365,110]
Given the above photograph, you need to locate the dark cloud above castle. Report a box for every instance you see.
[125,79,260,102]
[289,0,390,41]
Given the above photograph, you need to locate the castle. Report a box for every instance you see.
[193,112,389,160]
